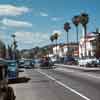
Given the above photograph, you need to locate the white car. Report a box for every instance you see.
[78,58,99,67]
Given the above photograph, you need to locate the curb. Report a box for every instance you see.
[55,64,100,72]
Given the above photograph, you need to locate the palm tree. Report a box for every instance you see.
[64,22,71,43]
[80,13,89,57]
[53,33,59,55]
[50,35,54,54]
[72,15,80,44]
[50,35,54,44]
[64,22,71,55]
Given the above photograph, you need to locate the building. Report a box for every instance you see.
[52,43,79,57]
[79,33,97,58]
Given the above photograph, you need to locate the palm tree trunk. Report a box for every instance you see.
[84,25,87,58]
[76,26,79,44]
[66,31,69,56]
[56,39,57,55]
[66,31,69,44]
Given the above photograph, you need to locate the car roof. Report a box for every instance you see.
[6,60,17,63]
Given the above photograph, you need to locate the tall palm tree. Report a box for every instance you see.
[50,35,54,54]
[64,22,71,55]
[80,13,89,57]
[72,15,80,44]
[64,22,71,44]
[53,33,59,55]
[50,35,54,44]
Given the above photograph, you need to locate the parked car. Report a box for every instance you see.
[78,57,99,67]
[18,60,25,68]
[64,56,77,65]
[31,60,35,68]
[24,59,34,69]
[7,60,19,80]
[0,59,16,100]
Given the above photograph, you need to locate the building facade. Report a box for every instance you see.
[52,43,79,57]
[79,33,97,58]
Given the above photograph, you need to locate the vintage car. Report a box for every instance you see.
[0,59,16,100]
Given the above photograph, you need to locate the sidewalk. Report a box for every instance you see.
[55,64,100,72]
[18,68,28,78]
[9,69,31,100]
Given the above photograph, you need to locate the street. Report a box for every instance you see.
[10,66,100,100]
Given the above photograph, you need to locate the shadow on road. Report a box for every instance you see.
[8,77,31,84]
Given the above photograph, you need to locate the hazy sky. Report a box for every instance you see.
[0,0,100,49]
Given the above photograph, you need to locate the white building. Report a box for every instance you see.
[79,33,96,58]
[52,43,79,57]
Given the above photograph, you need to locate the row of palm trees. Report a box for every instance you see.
[50,12,89,57]
[64,13,89,44]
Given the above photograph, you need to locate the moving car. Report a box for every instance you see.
[40,57,53,69]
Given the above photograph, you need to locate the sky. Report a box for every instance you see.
[0,0,100,50]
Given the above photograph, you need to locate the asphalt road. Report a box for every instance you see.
[11,67,100,100]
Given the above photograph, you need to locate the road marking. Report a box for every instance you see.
[37,70,91,100]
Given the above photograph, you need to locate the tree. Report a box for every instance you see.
[50,35,54,43]
[53,33,59,55]
[80,13,89,57]
[50,35,54,54]
[72,15,80,43]
[64,22,71,44]
[64,22,71,56]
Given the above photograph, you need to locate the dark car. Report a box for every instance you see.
[64,56,77,65]
[40,57,53,69]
